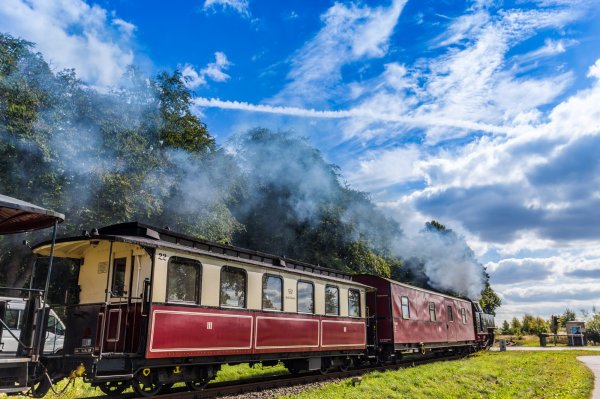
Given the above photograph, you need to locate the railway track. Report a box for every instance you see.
[107,353,466,399]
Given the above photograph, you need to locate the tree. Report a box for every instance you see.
[586,313,600,344]
[529,317,549,335]
[522,314,534,334]
[480,280,502,316]
[560,308,577,328]
[501,320,511,334]
[511,317,522,335]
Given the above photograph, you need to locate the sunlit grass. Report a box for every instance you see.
[282,351,597,399]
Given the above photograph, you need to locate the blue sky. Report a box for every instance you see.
[2,0,600,322]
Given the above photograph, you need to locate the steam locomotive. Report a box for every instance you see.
[0,211,495,397]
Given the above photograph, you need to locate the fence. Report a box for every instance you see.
[539,333,587,347]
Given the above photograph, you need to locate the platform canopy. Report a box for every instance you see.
[0,194,65,234]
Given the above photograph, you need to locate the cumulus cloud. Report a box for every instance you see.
[203,0,250,17]
[182,52,232,89]
[0,0,136,87]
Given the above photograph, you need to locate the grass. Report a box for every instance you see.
[213,362,288,383]
[282,351,597,399]
[0,362,288,398]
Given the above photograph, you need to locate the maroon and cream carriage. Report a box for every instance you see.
[33,222,369,396]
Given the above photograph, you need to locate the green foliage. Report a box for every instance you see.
[511,317,522,335]
[425,220,448,232]
[520,314,549,335]
[501,320,511,334]
[154,70,214,153]
[586,313,600,343]
[479,279,502,316]
[560,308,577,327]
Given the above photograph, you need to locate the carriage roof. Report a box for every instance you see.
[0,193,64,234]
[33,222,369,287]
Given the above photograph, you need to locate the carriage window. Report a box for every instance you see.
[401,296,410,319]
[111,258,126,296]
[220,266,246,308]
[348,289,361,317]
[429,302,436,321]
[297,281,314,313]
[262,275,283,310]
[461,308,467,324]
[325,285,339,315]
[448,305,454,322]
[167,257,201,303]
[4,309,19,329]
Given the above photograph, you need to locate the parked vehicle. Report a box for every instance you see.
[0,297,65,354]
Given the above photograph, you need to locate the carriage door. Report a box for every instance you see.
[446,301,457,342]
[100,253,142,354]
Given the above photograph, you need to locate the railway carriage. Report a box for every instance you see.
[354,275,493,362]
[33,222,369,396]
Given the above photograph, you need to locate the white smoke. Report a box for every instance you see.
[393,228,484,299]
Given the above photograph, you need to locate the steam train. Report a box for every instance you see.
[0,200,495,397]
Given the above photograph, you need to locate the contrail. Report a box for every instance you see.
[193,97,519,134]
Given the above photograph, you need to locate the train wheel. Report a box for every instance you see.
[132,374,163,397]
[30,377,52,398]
[319,362,332,375]
[339,358,352,372]
[186,379,209,391]
[99,380,129,395]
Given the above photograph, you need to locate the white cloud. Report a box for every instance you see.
[272,0,407,106]
[182,52,232,89]
[588,59,600,79]
[345,146,422,192]
[112,18,136,37]
[203,0,249,17]
[0,0,136,87]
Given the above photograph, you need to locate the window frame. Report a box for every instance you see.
[296,280,315,314]
[262,274,283,311]
[461,308,467,324]
[429,301,436,322]
[401,296,410,320]
[111,257,127,297]
[166,257,202,305]
[325,285,340,316]
[348,288,361,318]
[219,266,247,309]
[447,305,454,322]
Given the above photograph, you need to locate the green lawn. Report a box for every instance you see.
[282,351,597,399]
